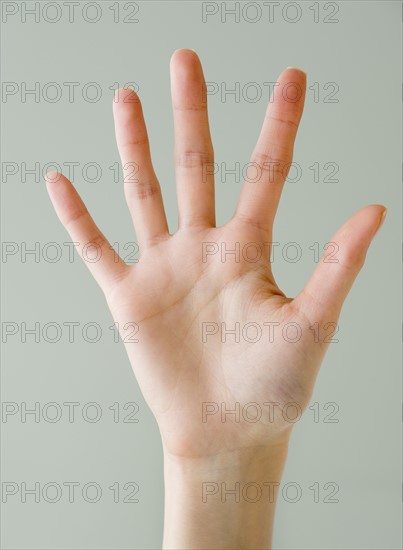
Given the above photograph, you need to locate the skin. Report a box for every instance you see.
[45,49,386,549]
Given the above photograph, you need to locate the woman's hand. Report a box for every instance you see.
[45,49,385,549]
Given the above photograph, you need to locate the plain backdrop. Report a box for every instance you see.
[1,1,401,549]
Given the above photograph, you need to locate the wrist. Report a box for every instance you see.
[163,442,289,478]
[162,443,289,550]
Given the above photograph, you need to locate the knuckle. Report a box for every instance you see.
[267,114,299,129]
[234,212,271,232]
[126,178,160,200]
[339,246,366,271]
[84,233,108,251]
[250,150,291,182]
[176,149,214,169]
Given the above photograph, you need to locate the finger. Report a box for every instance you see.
[113,88,169,247]
[170,49,215,228]
[293,205,387,322]
[235,67,306,234]
[45,172,128,292]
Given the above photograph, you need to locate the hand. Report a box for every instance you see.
[45,49,386,549]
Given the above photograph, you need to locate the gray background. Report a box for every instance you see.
[1,1,401,548]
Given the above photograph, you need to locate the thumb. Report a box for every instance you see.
[293,204,386,322]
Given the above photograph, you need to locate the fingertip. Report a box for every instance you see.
[45,170,63,185]
[170,48,201,80]
[285,66,307,77]
[367,203,387,216]
[372,204,387,236]
[45,173,72,207]
[270,66,306,108]
[349,204,387,239]
[379,206,387,225]
[364,203,386,214]
[170,49,205,109]
[45,173,86,225]
[171,48,198,64]
[281,67,307,87]
[113,87,140,110]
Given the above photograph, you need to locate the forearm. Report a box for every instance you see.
[162,444,289,550]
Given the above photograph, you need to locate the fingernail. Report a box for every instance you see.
[286,66,307,76]
[375,208,387,234]
[174,48,197,54]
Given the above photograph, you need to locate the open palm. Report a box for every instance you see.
[46,49,385,459]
